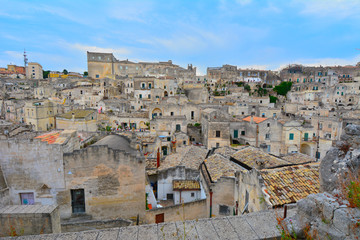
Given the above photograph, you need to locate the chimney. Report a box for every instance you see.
[157,148,160,168]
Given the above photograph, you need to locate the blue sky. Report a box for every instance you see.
[1,0,360,75]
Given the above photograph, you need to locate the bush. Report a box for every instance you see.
[244,84,251,92]
[194,123,201,127]
[273,82,292,96]
[269,95,278,103]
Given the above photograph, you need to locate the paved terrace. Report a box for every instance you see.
[1,209,295,240]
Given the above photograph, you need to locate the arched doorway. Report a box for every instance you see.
[164,91,168,97]
[152,108,162,119]
[300,143,312,156]
[139,121,147,129]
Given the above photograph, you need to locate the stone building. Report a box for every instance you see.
[0,132,146,221]
[24,100,59,131]
[56,109,97,132]
[201,108,231,149]
[26,62,43,79]
[87,52,196,79]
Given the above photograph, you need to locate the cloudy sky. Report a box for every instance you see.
[1,0,360,75]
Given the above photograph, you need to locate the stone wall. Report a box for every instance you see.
[59,145,146,221]
[61,218,131,233]
[0,138,65,206]
[0,205,60,237]
[144,199,207,224]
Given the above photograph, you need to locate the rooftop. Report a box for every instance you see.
[93,134,137,154]
[0,205,57,214]
[34,130,77,145]
[281,152,316,164]
[204,153,245,182]
[158,146,207,171]
[57,109,95,119]
[231,146,290,169]
[261,163,320,207]
[242,116,268,124]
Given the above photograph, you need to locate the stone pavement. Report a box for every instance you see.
[1,209,295,240]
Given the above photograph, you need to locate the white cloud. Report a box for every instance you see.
[68,43,131,56]
[4,51,23,60]
[295,0,360,19]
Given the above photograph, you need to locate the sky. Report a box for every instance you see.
[1,0,360,75]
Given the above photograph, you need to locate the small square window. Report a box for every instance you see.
[267,123,270,127]
[191,192,195,197]
[216,131,221,137]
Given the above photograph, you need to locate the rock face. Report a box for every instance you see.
[320,124,360,193]
[284,124,360,239]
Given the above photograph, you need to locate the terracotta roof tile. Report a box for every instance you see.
[261,163,320,207]
[242,116,268,124]
[231,146,290,169]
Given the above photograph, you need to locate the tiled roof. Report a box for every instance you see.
[35,131,61,144]
[204,154,244,182]
[261,163,320,207]
[281,152,316,164]
[158,146,207,171]
[231,146,290,169]
[173,180,200,190]
[35,130,76,145]
[213,146,244,158]
[242,116,268,124]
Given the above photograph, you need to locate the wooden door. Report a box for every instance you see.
[155,213,164,224]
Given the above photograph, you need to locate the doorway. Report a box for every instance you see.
[71,189,85,213]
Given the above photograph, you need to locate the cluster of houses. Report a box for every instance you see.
[0,52,359,234]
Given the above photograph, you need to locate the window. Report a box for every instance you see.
[267,123,270,127]
[265,134,270,140]
[191,192,195,197]
[148,94,151,99]
[216,131,221,137]
[139,94,142,99]
[183,141,186,145]
[148,83,152,89]
[216,143,220,148]
[96,74,99,78]
[289,133,294,140]
[171,112,174,116]
[141,83,145,89]
[241,131,245,136]
[219,205,230,215]
[191,111,194,120]
[167,193,174,200]
[176,124,181,132]
[20,193,34,205]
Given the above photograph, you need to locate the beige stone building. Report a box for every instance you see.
[24,100,59,131]
[56,109,97,132]
[87,52,196,79]
[26,62,43,79]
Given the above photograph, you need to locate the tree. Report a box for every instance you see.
[269,95,278,103]
[244,84,251,92]
[63,69,68,75]
[43,70,50,79]
[83,71,88,77]
[273,82,292,96]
